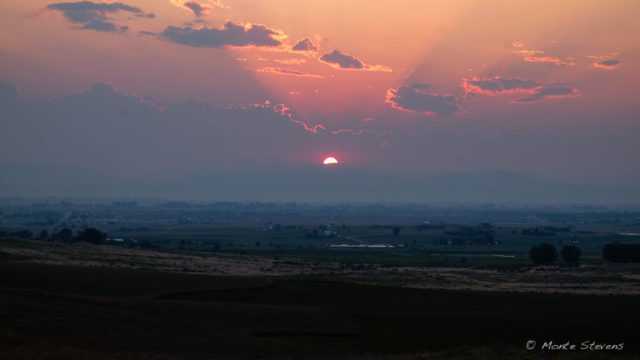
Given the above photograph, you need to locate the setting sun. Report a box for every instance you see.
[323,156,339,165]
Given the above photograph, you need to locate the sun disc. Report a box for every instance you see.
[323,156,339,165]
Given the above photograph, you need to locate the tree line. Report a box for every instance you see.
[530,242,640,264]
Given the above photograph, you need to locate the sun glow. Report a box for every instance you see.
[323,156,338,165]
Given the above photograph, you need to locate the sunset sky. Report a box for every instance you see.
[1,0,639,201]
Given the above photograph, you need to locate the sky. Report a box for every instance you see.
[1,0,639,202]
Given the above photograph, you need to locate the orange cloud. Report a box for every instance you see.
[274,58,306,65]
[255,67,325,78]
[524,56,575,67]
[518,49,544,56]
[511,41,575,67]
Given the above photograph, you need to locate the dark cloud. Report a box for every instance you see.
[461,77,578,103]
[292,38,318,52]
[47,1,154,33]
[158,21,284,48]
[462,77,541,95]
[319,49,391,72]
[184,2,206,16]
[83,20,118,32]
[386,85,460,116]
[320,49,363,69]
[410,83,431,90]
[599,59,620,66]
[514,86,579,103]
[1,82,638,203]
[0,82,329,176]
[593,59,621,70]
[170,0,218,16]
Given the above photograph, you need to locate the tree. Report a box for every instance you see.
[561,245,581,264]
[76,228,105,244]
[392,226,401,236]
[529,242,558,264]
[53,228,73,242]
[603,243,640,263]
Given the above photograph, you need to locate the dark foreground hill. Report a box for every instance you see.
[1,259,639,359]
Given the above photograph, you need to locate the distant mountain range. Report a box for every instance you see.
[1,164,639,204]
